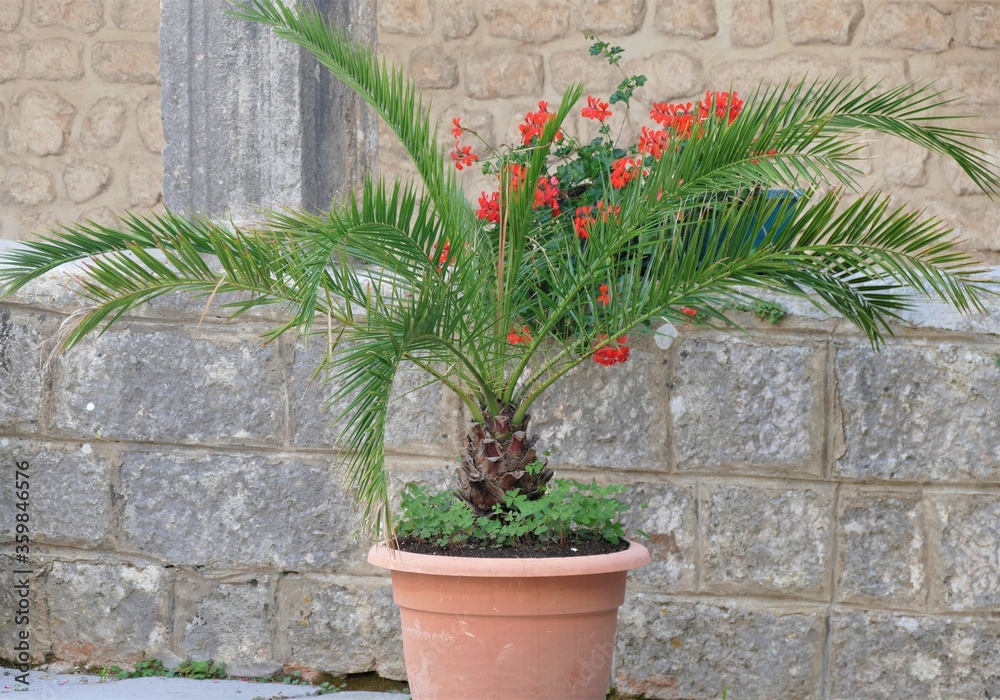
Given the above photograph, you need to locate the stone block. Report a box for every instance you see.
[81,97,128,147]
[731,0,773,47]
[943,140,999,195]
[702,482,833,596]
[120,450,365,569]
[672,339,823,472]
[550,50,621,95]
[276,576,404,679]
[577,0,646,36]
[0,309,47,429]
[482,0,570,42]
[856,58,908,90]
[830,611,1000,698]
[620,481,697,590]
[864,3,952,52]
[465,51,544,99]
[92,41,160,84]
[533,348,668,470]
[654,0,717,38]
[126,161,162,207]
[625,51,702,102]
[136,94,164,153]
[0,1,22,32]
[441,0,477,38]
[0,439,111,545]
[378,0,433,35]
[930,495,1000,611]
[53,325,284,444]
[79,205,118,228]
[834,343,1000,482]
[30,0,103,34]
[0,554,48,664]
[0,43,20,83]
[713,54,849,89]
[409,47,458,90]
[937,60,1000,105]
[63,158,112,204]
[23,39,84,81]
[784,0,862,45]
[6,90,76,157]
[44,561,172,665]
[837,490,924,606]
[966,3,1000,48]
[1,164,55,206]
[878,136,929,187]
[175,575,275,672]
[615,594,824,699]
[111,0,159,32]
[440,104,494,150]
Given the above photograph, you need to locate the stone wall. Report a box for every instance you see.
[2,264,999,697]
[0,0,163,241]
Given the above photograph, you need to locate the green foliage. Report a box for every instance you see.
[726,299,787,324]
[397,480,628,549]
[176,659,226,680]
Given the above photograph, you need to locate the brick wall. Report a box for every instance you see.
[0,0,163,242]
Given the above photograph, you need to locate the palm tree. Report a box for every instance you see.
[1,0,997,542]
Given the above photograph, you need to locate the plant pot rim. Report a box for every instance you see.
[368,540,650,577]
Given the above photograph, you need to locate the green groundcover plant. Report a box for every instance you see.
[1,0,998,545]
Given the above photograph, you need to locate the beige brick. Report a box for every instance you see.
[79,205,118,228]
[577,0,647,36]
[2,164,56,205]
[731,0,773,47]
[654,0,718,39]
[111,0,159,32]
[20,210,60,237]
[127,161,162,207]
[378,0,433,35]
[958,201,1000,250]
[465,51,543,99]
[23,39,84,81]
[441,0,477,38]
[441,104,495,149]
[409,47,458,89]
[482,0,570,42]
[63,158,112,204]
[785,0,863,45]
[713,53,849,89]
[29,0,103,34]
[0,43,21,83]
[856,58,908,91]
[0,0,23,32]
[550,49,621,95]
[136,94,164,152]
[937,61,1000,105]
[82,97,128,147]
[864,3,952,52]
[878,138,929,187]
[942,142,1000,196]
[92,41,160,84]
[626,51,702,101]
[966,4,1000,48]
[6,90,76,157]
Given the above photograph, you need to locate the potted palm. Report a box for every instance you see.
[2,0,998,697]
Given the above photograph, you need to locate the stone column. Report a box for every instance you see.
[160,0,377,217]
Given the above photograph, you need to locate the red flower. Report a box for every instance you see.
[610,156,645,188]
[450,144,478,171]
[596,200,621,222]
[597,284,611,306]
[681,307,697,317]
[533,176,560,215]
[519,100,561,145]
[433,240,451,272]
[506,326,532,345]
[593,336,631,366]
[476,191,500,223]
[505,163,527,190]
[581,95,612,122]
[650,102,695,137]
[451,117,464,140]
[574,205,595,239]
[699,90,743,124]
[638,126,668,160]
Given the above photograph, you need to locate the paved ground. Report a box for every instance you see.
[0,670,406,699]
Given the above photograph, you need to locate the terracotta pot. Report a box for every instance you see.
[368,541,651,700]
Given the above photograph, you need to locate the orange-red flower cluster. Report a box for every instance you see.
[449,117,478,171]
[433,240,451,272]
[506,326,532,345]
[638,126,669,159]
[699,90,743,124]
[593,336,630,366]
[476,191,500,223]
[597,284,611,306]
[611,156,646,188]
[574,205,595,239]
[650,101,696,136]
[581,95,612,122]
[649,91,743,137]
[519,101,561,145]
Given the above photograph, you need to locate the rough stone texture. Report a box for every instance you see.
[702,482,832,596]
[136,94,164,152]
[831,611,1000,698]
[930,495,1000,611]
[126,160,162,206]
[967,3,1000,48]
[837,491,924,607]
[6,90,76,157]
[864,3,952,53]
[937,60,1000,105]
[0,43,20,82]
[63,158,112,204]
[0,554,48,664]
[277,577,404,679]
[378,0,433,35]
[111,0,159,32]
[625,51,702,102]
[835,343,1000,482]
[482,0,570,42]
[713,54,849,88]
[943,141,999,195]
[731,0,773,47]
[29,0,103,34]
[654,0,717,39]
[92,41,160,83]
[120,450,365,569]
[409,47,458,89]
[550,50,621,94]
[81,97,128,147]
[0,1,22,32]
[1,164,56,205]
[174,576,275,673]
[0,309,47,428]
[578,0,646,36]
[0,440,111,545]
[785,0,863,46]
[533,349,667,470]
[53,325,284,444]
[616,595,824,699]
[672,339,823,472]
[621,482,698,590]
[440,0,476,38]
[23,39,84,81]
[879,137,929,187]
[44,561,171,665]
[465,51,544,99]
